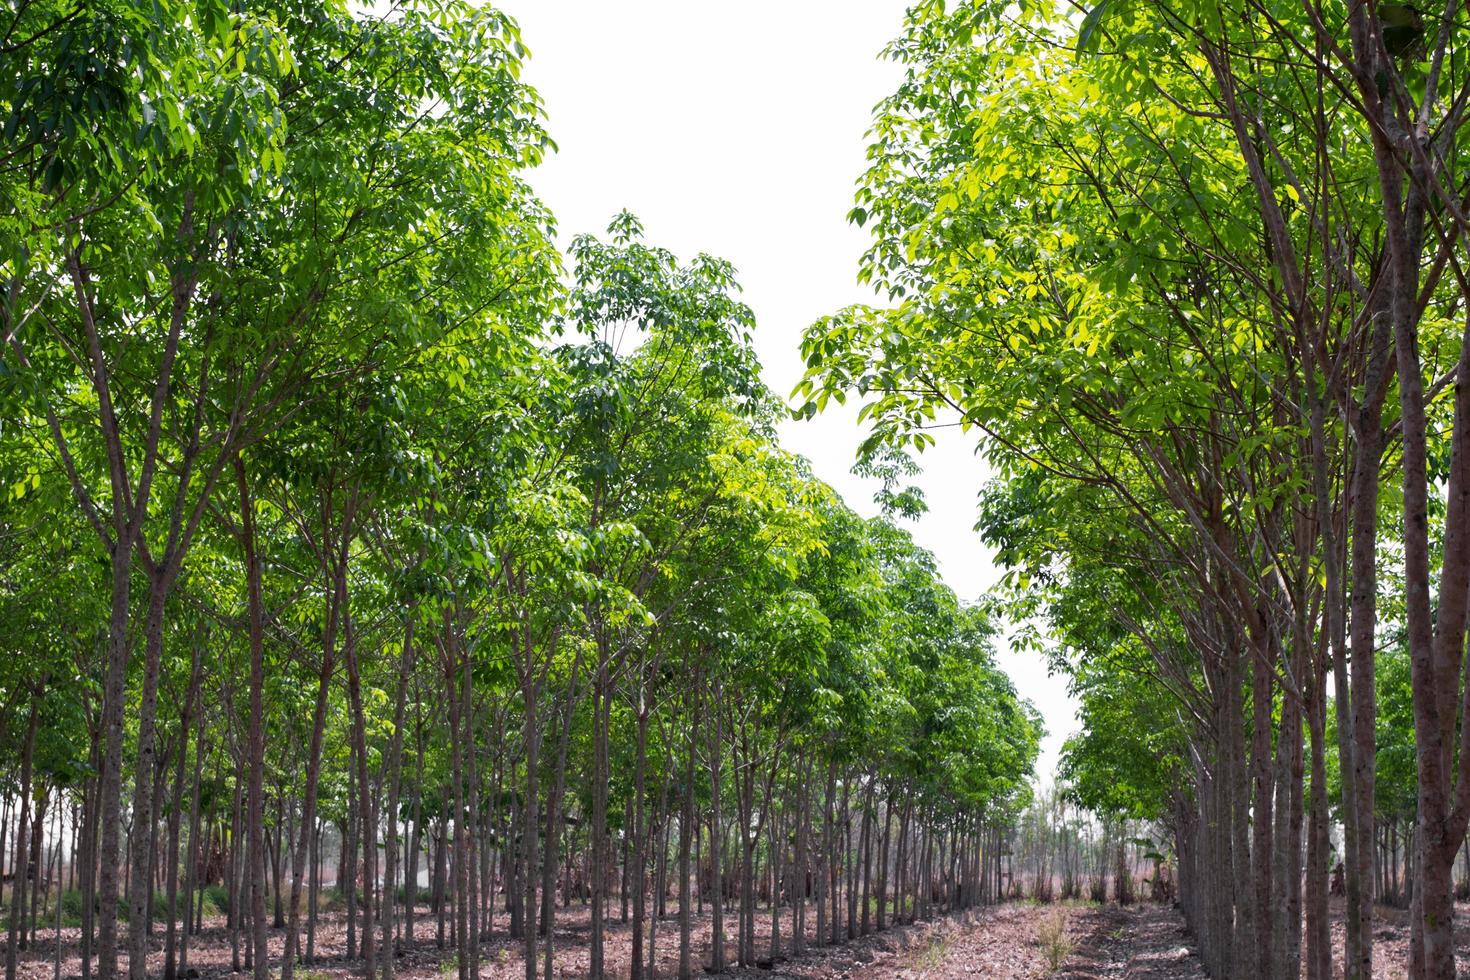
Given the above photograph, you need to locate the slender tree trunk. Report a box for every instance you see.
[793,775,808,955]
[630,702,652,980]
[95,547,133,980]
[621,795,632,927]
[1312,358,1364,980]
[228,764,243,973]
[306,821,321,963]
[407,697,426,946]
[708,681,725,974]
[543,665,582,980]
[840,775,852,940]
[444,642,468,980]
[163,646,203,980]
[1248,631,1275,980]
[283,587,339,980]
[678,718,695,980]
[236,461,271,980]
[859,787,873,936]
[5,689,40,980]
[431,818,446,950]
[125,583,173,980]
[874,793,889,931]
[460,652,480,980]
[180,712,205,972]
[80,732,100,980]
[271,799,286,929]
[380,615,416,980]
[590,653,614,980]
[521,667,541,980]
[342,590,377,977]
[144,740,168,940]
[345,781,359,958]
[768,799,782,964]
[1305,658,1331,980]
[1347,405,1385,980]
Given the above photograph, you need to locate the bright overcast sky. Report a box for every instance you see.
[506,0,1078,777]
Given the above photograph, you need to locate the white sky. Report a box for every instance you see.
[507,0,1078,777]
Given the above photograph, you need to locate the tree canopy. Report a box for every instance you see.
[0,5,1039,980]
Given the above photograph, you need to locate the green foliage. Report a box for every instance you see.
[794,0,1452,935]
[202,884,232,918]
[0,2,1049,960]
[1327,644,1416,823]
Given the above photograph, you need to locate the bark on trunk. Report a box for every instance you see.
[237,461,271,980]
[163,645,203,980]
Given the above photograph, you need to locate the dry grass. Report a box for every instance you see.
[1037,908,1074,971]
[912,929,959,970]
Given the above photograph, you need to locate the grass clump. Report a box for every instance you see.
[912,931,957,971]
[1038,909,1074,971]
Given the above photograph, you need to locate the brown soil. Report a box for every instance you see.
[7,901,1214,980]
[1326,898,1470,979]
[1055,904,1205,979]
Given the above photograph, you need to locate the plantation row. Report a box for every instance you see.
[0,3,1040,980]
[795,1,1470,979]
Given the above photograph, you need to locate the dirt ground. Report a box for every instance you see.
[8,900,1209,980]
[18,896,1470,979]
[1054,905,1205,979]
[1326,898,1470,980]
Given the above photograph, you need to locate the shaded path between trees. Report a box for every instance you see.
[742,901,1206,980]
[1055,905,1205,980]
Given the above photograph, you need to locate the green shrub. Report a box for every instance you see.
[394,885,434,905]
[115,891,172,923]
[203,884,231,917]
[60,889,87,923]
[55,887,216,927]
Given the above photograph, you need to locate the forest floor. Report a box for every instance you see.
[7,899,1205,980]
[13,896,1460,978]
[757,902,1205,979]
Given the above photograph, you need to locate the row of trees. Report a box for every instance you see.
[0,2,1040,980]
[1007,783,1159,905]
[800,0,1470,978]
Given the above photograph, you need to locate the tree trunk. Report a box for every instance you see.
[708,681,725,974]
[543,668,582,980]
[444,641,468,980]
[228,762,243,973]
[126,584,172,980]
[283,576,340,980]
[163,644,203,980]
[1248,632,1275,980]
[589,659,611,980]
[407,697,426,946]
[1305,659,1331,980]
[678,717,695,980]
[237,460,271,980]
[5,689,40,980]
[521,667,541,980]
[1347,403,1385,980]
[95,545,134,980]
[459,652,480,980]
[630,706,649,980]
[180,711,205,971]
[380,614,416,980]
[79,731,101,980]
